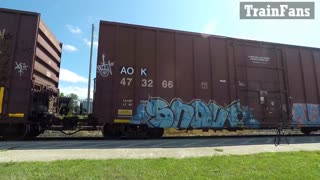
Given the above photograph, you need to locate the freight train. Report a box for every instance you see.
[1,8,320,140]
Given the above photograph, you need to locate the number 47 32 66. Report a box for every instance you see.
[120,78,173,89]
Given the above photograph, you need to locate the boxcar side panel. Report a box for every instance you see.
[289,48,320,127]
[34,19,62,96]
[114,26,136,122]
[94,23,117,124]
[194,36,211,103]
[1,8,62,126]
[95,21,320,130]
[176,33,194,102]
[0,9,39,122]
[285,47,305,103]
[314,51,320,99]
[300,49,318,103]
[0,10,16,115]
[157,31,175,101]
[210,38,230,105]
[233,41,288,128]
[135,28,156,115]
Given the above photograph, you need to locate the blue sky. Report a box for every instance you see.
[1,0,319,99]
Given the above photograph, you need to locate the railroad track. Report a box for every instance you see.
[4,133,318,141]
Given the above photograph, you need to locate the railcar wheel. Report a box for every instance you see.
[301,128,312,135]
[147,128,164,139]
[102,124,122,139]
[24,125,42,139]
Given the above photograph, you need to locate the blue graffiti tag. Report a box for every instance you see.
[241,106,260,128]
[291,103,320,127]
[170,99,194,128]
[227,101,243,127]
[190,100,212,128]
[208,101,228,128]
[131,97,260,129]
[145,98,174,128]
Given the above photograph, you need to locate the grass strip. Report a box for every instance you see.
[0,151,319,179]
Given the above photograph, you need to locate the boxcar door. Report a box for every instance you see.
[234,41,289,128]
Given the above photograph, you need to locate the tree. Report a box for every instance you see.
[58,93,79,115]
[68,93,78,100]
[59,92,65,97]
[67,93,79,115]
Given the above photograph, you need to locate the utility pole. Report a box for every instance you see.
[87,24,94,114]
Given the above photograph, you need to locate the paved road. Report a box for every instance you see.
[0,136,319,162]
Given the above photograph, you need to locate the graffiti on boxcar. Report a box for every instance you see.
[13,44,34,77]
[14,61,28,76]
[97,54,114,77]
[0,29,12,41]
[0,29,5,39]
[0,29,12,81]
[0,29,12,56]
[241,106,260,128]
[131,98,260,129]
[292,103,320,126]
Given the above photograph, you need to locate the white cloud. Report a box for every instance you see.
[63,44,78,52]
[60,68,87,83]
[66,24,82,34]
[201,22,217,37]
[83,38,98,48]
[59,86,94,99]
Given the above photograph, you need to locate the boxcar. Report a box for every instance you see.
[94,20,320,138]
[0,8,62,138]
